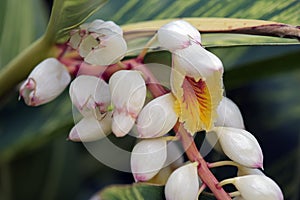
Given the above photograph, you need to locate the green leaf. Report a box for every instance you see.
[97,183,216,200]
[45,0,108,43]
[0,0,47,68]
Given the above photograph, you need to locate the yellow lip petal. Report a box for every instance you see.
[172,69,223,134]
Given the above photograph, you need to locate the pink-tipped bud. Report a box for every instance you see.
[136,93,178,138]
[157,20,201,51]
[19,58,70,106]
[232,175,284,200]
[216,97,245,129]
[109,70,146,137]
[213,127,264,168]
[164,162,199,200]
[131,139,167,182]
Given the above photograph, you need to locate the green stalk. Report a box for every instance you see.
[0,36,55,97]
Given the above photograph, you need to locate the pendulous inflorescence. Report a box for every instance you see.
[19,19,283,200]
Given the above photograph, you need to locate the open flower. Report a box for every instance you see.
[69,114,112,142]
[69,75,111,118]
[69,19,127,65]
[19,58,71,106]
[158,20,224,135]
[68,75,112,142]
[109,70,146,137]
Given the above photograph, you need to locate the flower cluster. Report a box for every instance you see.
[18,19,283,200]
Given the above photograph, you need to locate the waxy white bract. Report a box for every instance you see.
[19,58,71,106]
[131,139,167,182]
[213,127,264,168]
[173,43,223,81]
[69,75,110,118]
[164,162,199,200]
[109,70,146,137]
[69,114,112,142]
[157,20,201,51]
[216,97,245,129]
[136,93,177,138]
[233,175,284,200]
[69,19,127,66]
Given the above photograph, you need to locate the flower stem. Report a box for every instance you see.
[208,160,241,168]
[137,34,158,61]
[174,123,231,200]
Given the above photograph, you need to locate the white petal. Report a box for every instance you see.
[79,34,99,57]
[69,75,110,118]
[165,162,199,200]
[69,114,112,142]
[136,93,177,138]
[157,20,201,51]
[84,33,127,65]
[109,70,146,136]
[213,127,263,168]
[216,97,245,129]
[131,139,167,182]
[173,43,223,81]
[112,111,135,137]
[19,58,70,106]
[87,20,123,35]
[233,175,284,200]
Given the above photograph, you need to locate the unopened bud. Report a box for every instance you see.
[164,162,199,200]
[232,175,283,200]
[213,127,263,168]
[131,139,167,182]
[157,20,201,51]
[19,58,70,106]
[136,93,178,138]
[216,97,245,129]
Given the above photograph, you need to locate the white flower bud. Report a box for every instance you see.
[213,127,263,168]
[216,97,245,129]
[109,70,146,137]
[131,139,167,182]
[69,75,110,118]
[173,43,223,81]
[68,113,112,142]
[157,20,201,51]
[165,162,199,200]
[19,58,71,106]
[232,175,284,200]
[136,93,178,138]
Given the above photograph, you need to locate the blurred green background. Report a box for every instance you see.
[0,0,299,199]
